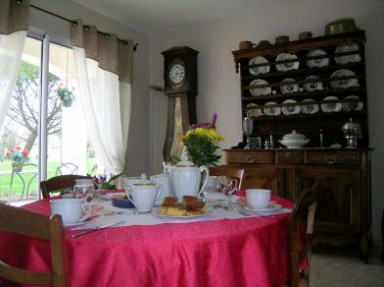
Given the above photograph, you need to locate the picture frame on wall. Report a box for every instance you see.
[249,136,262,149]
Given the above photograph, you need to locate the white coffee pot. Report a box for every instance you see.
[150,173,174,206]
[170,160,209,202]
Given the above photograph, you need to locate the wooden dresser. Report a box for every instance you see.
[225,148,371,259]
[228,30,371,260]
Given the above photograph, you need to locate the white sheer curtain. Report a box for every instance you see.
[71,21,133,177]
[0,0,29,130]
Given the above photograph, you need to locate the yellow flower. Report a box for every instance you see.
[182,127,224,145]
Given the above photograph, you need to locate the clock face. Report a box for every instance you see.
[169,62,185,86]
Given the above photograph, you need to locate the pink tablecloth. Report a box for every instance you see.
[0,194,293,287]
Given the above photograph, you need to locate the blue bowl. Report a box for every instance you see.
[112,197,135,208]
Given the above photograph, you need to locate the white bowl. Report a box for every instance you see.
[246,189,271,209]
[279,138,310,149]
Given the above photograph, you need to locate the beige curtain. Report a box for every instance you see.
[0,0,30,131]
[71,19,133,180]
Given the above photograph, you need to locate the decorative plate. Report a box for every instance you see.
[306,49,329,68]
[246,103,263,117]
[248,56,270,75]
[343,95,363,112]
[275,53,299,72]
[282,99,300,115]
[280,78,299,94]
[249,79,271,96]
[330,69,359,89]
[263,101,281,116]
[335,43,361,65]
[303,75,324,92]
[321,96,342,113]
[301,99,319,115]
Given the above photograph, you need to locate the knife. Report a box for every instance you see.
[71,220,125,238]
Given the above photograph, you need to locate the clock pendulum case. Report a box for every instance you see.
[161,46,199,161]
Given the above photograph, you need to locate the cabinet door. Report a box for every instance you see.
[295,168,361,234]
[243,167,285,196]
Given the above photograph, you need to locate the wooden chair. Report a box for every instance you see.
[40,174,92,199]
[289,179,325,287]
[208,166,245,189]
[0,203,68,286]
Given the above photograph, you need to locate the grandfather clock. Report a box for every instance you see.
[162,46,199,161]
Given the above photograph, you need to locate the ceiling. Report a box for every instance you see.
[73,0,269,35]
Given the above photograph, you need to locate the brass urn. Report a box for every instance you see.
[342,118,362,148]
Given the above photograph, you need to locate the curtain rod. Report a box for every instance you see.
[30,4,138,51]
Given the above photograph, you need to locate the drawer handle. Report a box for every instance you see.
[246,156,257,163]
[324,156,336,164]
[284,151,296,158]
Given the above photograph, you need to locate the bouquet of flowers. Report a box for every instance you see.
[180,113,224,166]
[6,146,29,164]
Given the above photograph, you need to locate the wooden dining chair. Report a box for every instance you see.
[0,203,68,286]
[40,174,92,199]
[208,166,245,189]
[289,179,325,287]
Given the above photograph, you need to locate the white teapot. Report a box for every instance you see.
[170,160,209,202]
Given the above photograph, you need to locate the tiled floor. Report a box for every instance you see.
[310,245,384,287]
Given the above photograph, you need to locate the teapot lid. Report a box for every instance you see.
[132,173,155,186]
[175,160,195,167]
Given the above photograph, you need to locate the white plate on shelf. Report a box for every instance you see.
[275,53,299,72]
[282,99,300,115]
[321,96,342,113]
[330,69,359,89]
[303,75,324,92]
[263,101,281,116]
[301,99,319,115]
[343,95,363,112]
[151,207,213,220]
[280,78,299,94]
[249,79,271,96]
[306,49,329,68]
[335,43,361,65]
[246,103,263,117]
[248,56,270,75]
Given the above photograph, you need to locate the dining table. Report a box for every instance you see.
[0,190,300,287]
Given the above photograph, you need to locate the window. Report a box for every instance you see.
[0,35,102,203]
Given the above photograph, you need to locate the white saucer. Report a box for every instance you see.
[64,219,90,228]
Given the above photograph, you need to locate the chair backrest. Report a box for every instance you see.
[55,163,78,176]
[289,179,324,287]
[208,166,245,189]
[0,203,68,286]
[40,174,92,199]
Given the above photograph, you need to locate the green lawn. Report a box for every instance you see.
[0,158,96,201]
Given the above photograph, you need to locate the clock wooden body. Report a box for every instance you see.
[162,46,199,161]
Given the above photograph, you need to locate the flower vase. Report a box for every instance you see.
[62,98,73,107]
[12,162,23,172]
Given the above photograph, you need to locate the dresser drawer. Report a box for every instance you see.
[226,151,274,164]
[276,150,303,164]
[305,151,360,165]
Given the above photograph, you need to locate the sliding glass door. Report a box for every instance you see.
[0,35,101,203]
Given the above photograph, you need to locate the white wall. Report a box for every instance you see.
[29,0,151,177]
[150,0,384,240]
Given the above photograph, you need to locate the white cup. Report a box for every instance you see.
[245,189,271,209]
[205,176,218,190]
[50,198,92,225]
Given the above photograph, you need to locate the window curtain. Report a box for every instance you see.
[0,0,29,130]
[70,20,133,177]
